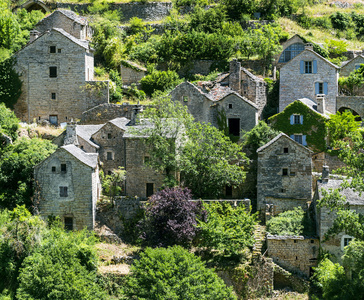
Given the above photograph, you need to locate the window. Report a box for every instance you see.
[183,96,188,102]
[318,82,323,94]
[144,156,150,164]
[107,152,113,160]
[305,61,312,74]
[52,166,56,172]
[51,92,56,100]
[228,104,233,109]
[58,48,62,53]
[108,170,112,175]
[341,235,353,250]
[315,82,328,95]
[146,183,154,197]
[80,146,84,150]
[225,185,232,197]
[61,164,67,173]
[60,186,68,197]
[294,134,303,144]
[283,147,289,154]
[290,114,303,125]
[355,64,361,71]
[49,66,57,78]
[290,171,296,176]
[278,43,305,63]
[108,133,112,139]
[282,168,288,176]
[50,46,56,53]
[228,118,240,137]
[280,188,286,193]
[64,217,73,231]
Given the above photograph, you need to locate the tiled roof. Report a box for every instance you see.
[297,98,330,118]
[318,179,364,205]
[108,117,130,130]
[207,85,234,101]
[57,9,87,25]
[341,54,364,67]
[257,132,313,153]
[241,67,266,83]
[61,144,98,168]
[52,28,89,49]
[76,124,103,149]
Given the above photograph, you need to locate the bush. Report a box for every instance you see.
[330,12,352,30]
[124,246,237,299]
[140,69,180,95]
[266,207,305,236]
[139,187,204,247]
[0,57,22,109]
[0,103,19,143]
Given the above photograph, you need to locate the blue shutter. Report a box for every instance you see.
[300,115,303,124]
[290,135,294,140]
[290,115,294,125]
[300,61,304,74]
[313,60,317,73]
[302,135,307,146]
[324,82,328,95]
[315,82,319,94]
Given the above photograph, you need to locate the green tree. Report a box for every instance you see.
[101,167,126,207]
[0,0,20,51]
[266,207,305,236]
[140,68,180,95]
[220,0,259,20]
[0,138,57,209]
[0,57,22,109]
[0,102,19,144]
[326,110,361,144]
[124,246,237,299]
[197,202,257,257]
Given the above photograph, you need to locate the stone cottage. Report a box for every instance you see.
[269,97,329,152]
[279,44,340,114]
[120,60,147,85]
[170,81,258,137]
[257,133,313,216]
[34,9,91,40]
[34,144,100,230]
[313,166,364,260]
[340,53,364,77]
[14,27,109,124]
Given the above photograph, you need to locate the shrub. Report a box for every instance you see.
[139,187,204,247]
[330,12,352,30]
[0,103,19,143]
[0,57,22,109]
[266,207,305,236]
[140,69,180,95]
[124,246,237,300]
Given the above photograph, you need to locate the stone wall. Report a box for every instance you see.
[80,103,143,124]
[84,81,109,110]
[273,263,309,293]
[312,152,346,172]
[336,96,364,118]
[257,134,312,212]
[34,148,98,230]
[54,2,172,22]
[340,55,364,77]
[279,49,339,114]
[267,235,319,277]
[120,66,146,85]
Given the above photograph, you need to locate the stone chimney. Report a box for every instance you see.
[229,59,241,94]
[130,105,142,126]
[64,122,79,146]
[305,43,313,51]
[316,94,325,114]
[29,30,40,43]
[322,165,329,183]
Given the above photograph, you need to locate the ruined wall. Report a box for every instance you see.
[267,235,319,277]
[312,152,346,172]
[336,96,364,119]
[279,50,339,114]
[84,81,109,110]
[120,66,146,85]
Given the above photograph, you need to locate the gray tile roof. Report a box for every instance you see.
[297,98,330,118]
[241,67,266,83]
[61,144,98,168]
[318,179,364,205]
[56,9,87,25]
[76,124,103,149]
[341,54,364,67]
[257,132,313,153]
[52,28,89,49]
[108,117,130,130]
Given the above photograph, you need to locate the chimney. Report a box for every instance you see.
[130,105,142,126]
[316,94,325,114]
[305,43,313,51]
[29,30,40,43]
[229,59,241,94]
[64,122,79,146]
[322,165,329,183]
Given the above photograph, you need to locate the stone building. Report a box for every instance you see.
[313,167,364,260]
[170,81,258,137]
[340,53,364,77]
[34,9,91,40]
[279,45,340,114]
[269,97,329,152]
[120,61,147,85]
[14,27,109,124]
[275,34,306,68]
[257,133,312,215]
[34,144,100,230]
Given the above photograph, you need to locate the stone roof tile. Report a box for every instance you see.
[52,28,89,49]
[257,132,313,153]
[108,117,130,130]
[76,124,103,149]
[61,144,98,168]
[318,179,364,205]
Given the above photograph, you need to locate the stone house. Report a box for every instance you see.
[275,34,306,68]
[14,27,109,125]
[34,9,91,40]
[257,133,313,215]
[269,97,329,152]
[170,81,258,137]
[313,167,364,261]
[120,60,147,85]
[340,53,364,77]
[279,44,340,114]
[34,144,100,230]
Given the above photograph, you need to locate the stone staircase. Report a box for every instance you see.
[252,225,266,260]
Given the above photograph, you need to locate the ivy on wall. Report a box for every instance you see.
[268,101,327,152]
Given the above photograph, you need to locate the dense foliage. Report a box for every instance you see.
[125,246,237,300]
[0,58,22,109]
[139,187,204,247]
[0,103,19,143]
[197,202,257,257]
[266,207,305,236]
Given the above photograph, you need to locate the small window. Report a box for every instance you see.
[61,164,67,173]
[280,188,286,193]
[107,133,112,139]
[144,156,150,164]
[58,48,62,53]
[294,240,297,243]
[108,170,112,175]
[52,166,56,172]
[60,186,68,197]
[183,96,188,102]
[305,61,312,74]
[107,152,113,160]
[146,183,154,197]
[290,171,296,176]
[49,66,57,78]
[228,104,233,109]
[51,93,56,100]
[225,185,232,197]
[294,115,301,124]
[64,217,73,231]
[283,147,289,154]
[294,135,303,144]
[355,64,361,71]
[50,46,56,53]
[311,240,314,244]
[282,168,288,176]
[341,235,353,250]
[344,237,352,247]
[80,146,84,150]
[318,82,324,94]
